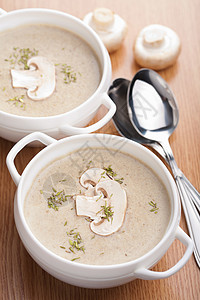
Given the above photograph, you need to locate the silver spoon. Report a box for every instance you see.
[108,78,199,207]
[126,68,200,267]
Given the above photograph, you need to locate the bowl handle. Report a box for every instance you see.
[6,132,56,186]
[0,8,7,15]
[134,227,193,280]
[60,93,116,135]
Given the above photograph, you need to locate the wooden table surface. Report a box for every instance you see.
[0,0,199,299]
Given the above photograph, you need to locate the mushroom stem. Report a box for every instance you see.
[83,8,128,53]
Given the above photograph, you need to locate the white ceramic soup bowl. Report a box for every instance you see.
[0,8,115,143]
[6,132,193,289]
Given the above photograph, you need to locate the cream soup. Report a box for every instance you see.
[24,148,171,265]
[0,24,101,117]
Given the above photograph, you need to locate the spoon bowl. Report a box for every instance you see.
[127,69,179,143]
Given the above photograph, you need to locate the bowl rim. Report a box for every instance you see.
[0,8,111,121]
[15,133,180,271]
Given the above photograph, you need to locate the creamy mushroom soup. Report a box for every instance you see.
[0,24,101,117]
[24,147,171,265]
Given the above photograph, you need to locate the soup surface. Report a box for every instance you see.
[0,24,101,117]
[24,147,171,265]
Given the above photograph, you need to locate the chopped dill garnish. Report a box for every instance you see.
[60,228,85,258]
[85,217,92,222]
[104,165,117,178]
[104,165,124,184]
[69,247,75,254]
[71,257,80,261]
[86,160,93,169]
[47,187,72,211]
[59,179,67,182]
[148,201,159,214]
[114,177,124,184]
[5,47,39,70]
[67,229,85,253]
[96,200,114,223]
[58,63,78,84]
[7,95,26,109]
[96,194,102,202]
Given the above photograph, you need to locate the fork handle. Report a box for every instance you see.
[175,176,200,268]
[160,140,200,268]
[151,142,200,213]
[181,172,200,213]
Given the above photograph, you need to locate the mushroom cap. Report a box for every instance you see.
[80,168,108,189]
[83,8,128,53]
[11,56,56,100]
[134,24,181,70]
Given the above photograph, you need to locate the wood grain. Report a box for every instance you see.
[0,0,200,299]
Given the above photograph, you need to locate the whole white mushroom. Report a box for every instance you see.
[83,8,128,53]
[134,24,181,70]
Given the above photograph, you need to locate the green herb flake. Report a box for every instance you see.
[47,187,72,211]
[69,247,75,254]
[85,217,92,222]
[71,257,80,261]
[60,246,66,249]
[104,165,124,184]
[7,95,26,110]
[59,179,67,182]
[67,229,85,254]
[148,201,159,214]
[60,64,78,84]
[96,194,102,202]
[114,177,124,184]
[96,200,114,223]
[5,47,39,70]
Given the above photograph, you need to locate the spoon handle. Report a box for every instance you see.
[160,140,200,268]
